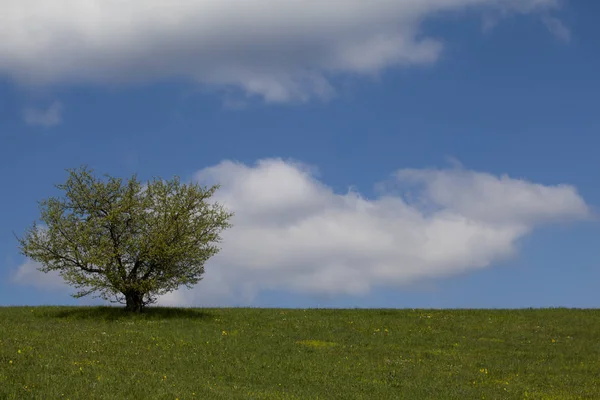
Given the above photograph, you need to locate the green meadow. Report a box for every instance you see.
[1,307,599,399]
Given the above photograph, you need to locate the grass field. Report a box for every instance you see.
[1,307,599,399]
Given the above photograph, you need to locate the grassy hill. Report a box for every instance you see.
[1,307,599,399]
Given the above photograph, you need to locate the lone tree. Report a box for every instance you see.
[17,166,233,312]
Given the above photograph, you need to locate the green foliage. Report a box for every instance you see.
[1,307,599,399]
[17,166,233,311]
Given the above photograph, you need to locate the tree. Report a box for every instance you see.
[17,166,233,312]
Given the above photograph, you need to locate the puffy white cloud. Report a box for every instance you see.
[22,101,63,127]
[12,260,67,290]
[394,168,588,225]
[13,158,589,307]
[1,0,561,101]
[165,158,588,305]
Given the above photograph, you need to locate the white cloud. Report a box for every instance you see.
[542,15,571,43]
[14,158,589,307]
[167,158,588,306]
[1,0,560,102]
[394,167,587,225]
[22,101,63,127]
[12,260,68,290]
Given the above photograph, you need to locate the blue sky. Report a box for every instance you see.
[1,0,599,308]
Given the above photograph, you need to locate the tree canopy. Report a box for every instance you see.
[17,166,233,312]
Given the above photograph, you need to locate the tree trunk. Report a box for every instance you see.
[124,290,144,313]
